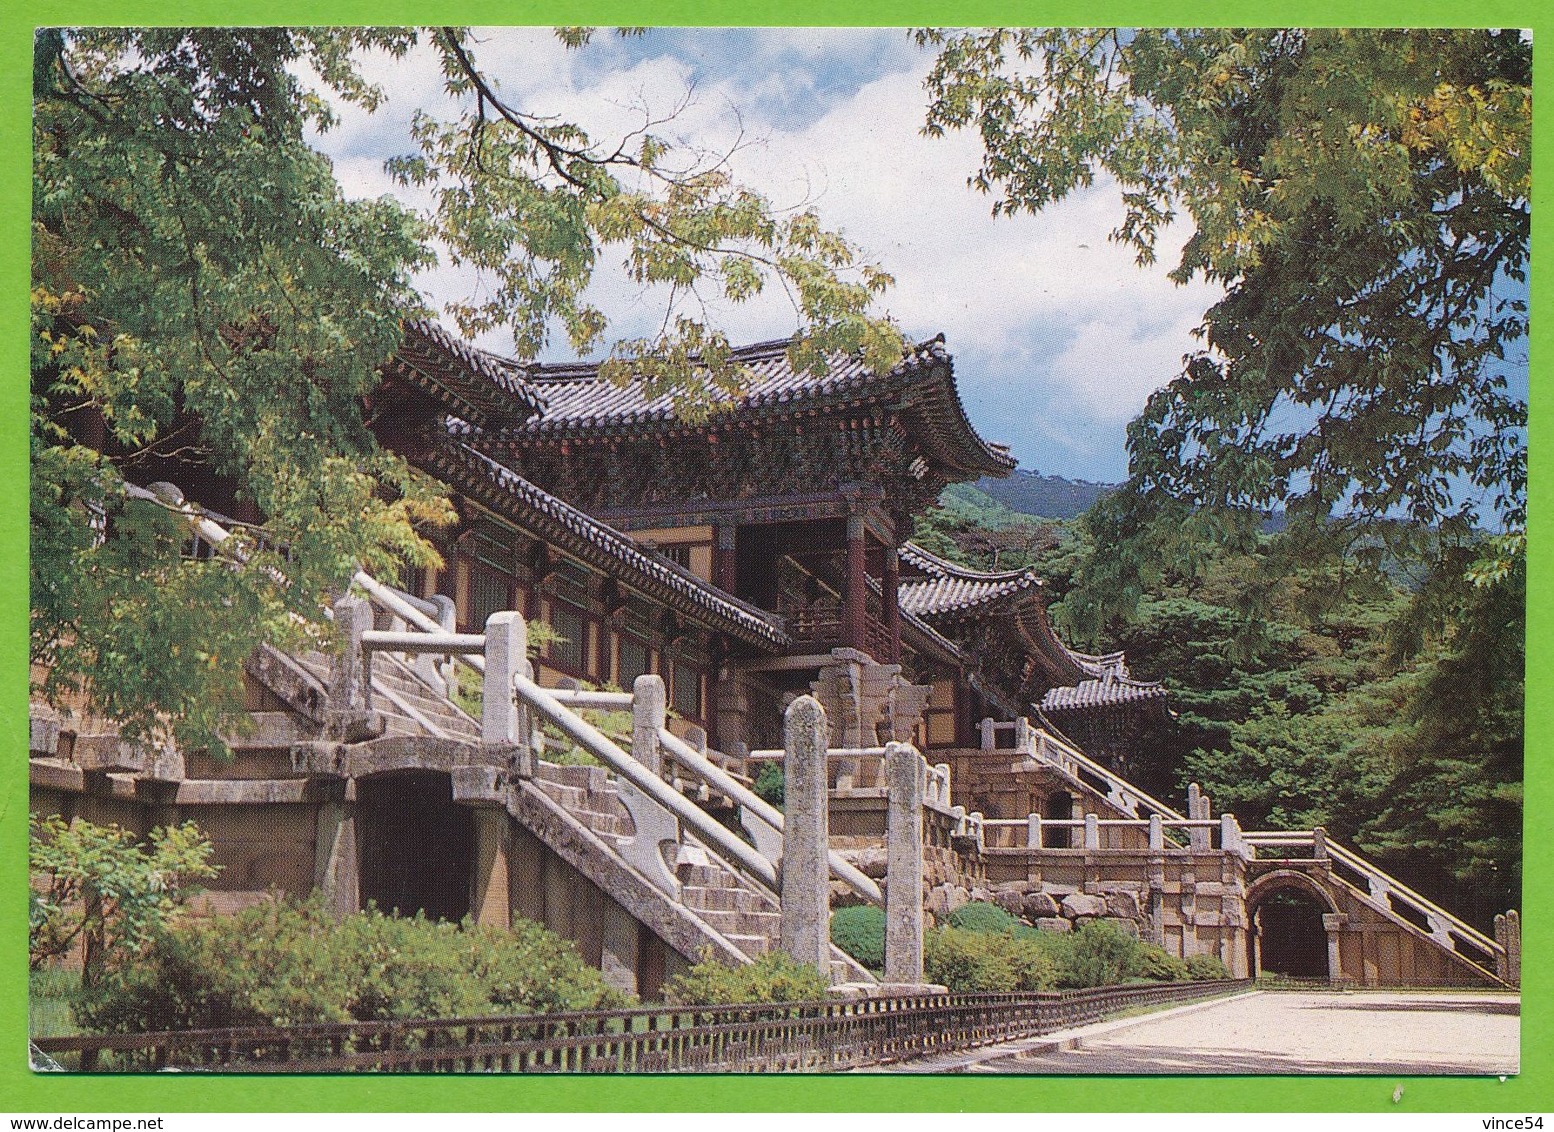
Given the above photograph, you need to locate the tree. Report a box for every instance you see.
[921,28,1530,616]
[29,816,219,985]
[31,28,901,751]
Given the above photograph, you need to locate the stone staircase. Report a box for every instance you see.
[287,641,872,986]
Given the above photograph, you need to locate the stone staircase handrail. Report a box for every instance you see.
[659,726,885,907]
[993,718,1188,824]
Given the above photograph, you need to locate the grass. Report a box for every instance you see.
[29,966,80,1040]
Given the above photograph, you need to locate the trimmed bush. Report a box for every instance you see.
[830,905,885,970]
[663,951,830,1006]
[1184,953,1232,980]
[1053,919,1143,988]
[923,927,1057,993]
[944,900,1021,935]
[1136,944,1191,983]
[76,897,628,1034]
[752,763,785,807]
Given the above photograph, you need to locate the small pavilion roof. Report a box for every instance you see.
[1040,676,1169,713]
[897,542,1043,617]
[421,442,790,650]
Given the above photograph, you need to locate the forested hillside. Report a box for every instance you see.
[972,470,1114,520]
[915,491,1524,931]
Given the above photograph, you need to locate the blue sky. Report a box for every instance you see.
[312,28,1225,484]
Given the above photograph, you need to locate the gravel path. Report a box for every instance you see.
[976,991,1520,1075]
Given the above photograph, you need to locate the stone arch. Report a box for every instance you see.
[355,768,474,922]
[1246,869,1338,979]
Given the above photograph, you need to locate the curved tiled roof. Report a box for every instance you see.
[423,443,789,650]
[1040,676,1169,712]
[391,320,546,427]
[478,336,1015,478]
[896,542,1042,616]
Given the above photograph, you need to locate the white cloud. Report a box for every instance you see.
[307,28,1226,481]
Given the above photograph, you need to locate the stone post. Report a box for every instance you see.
[1323,912,1348,985]
[1084,812,1100,850]
[1312,826,1329,861]
[780,695,831,973]
[1496,910,1521,986]
[1220,813,1237,853]
[1188,783,1211,850]
[633,674,667,775]
[979,717,996,751]
[482,612,525,745]
[468,808,512,928]
[1026,812,1043,850]
[1148,813,1164,850]
[313,785,359,919]
[328,595,374,717]
[884,743,925,985]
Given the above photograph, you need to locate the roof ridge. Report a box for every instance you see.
[898,541,1040,584]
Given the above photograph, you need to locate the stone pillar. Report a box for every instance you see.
[710,673,750,760]
[884,743,925,985]
[1148,813,1164,850]
[780,695,831,973]
[1188,783,1211,850]
[843,515,868,654]
[979,717,996,751]
[600,903,642,997]
[328,595,374,725]
[1323,912,1348,985]
[1312,826,1329,860]
[314,792,359,919]
[1495,910,1521,986]
[632,674,667,774]
[882,547,902,663]
[468,808,511,927]
[1084,812,1100,849]
[1027,813,1043,850]
[482,611,525,744]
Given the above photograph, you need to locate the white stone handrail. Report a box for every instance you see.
[1017,723,1189,823]
[657,726,884,907]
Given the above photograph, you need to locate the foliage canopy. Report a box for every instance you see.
[31,28,900,750]
[922,28,1530,611]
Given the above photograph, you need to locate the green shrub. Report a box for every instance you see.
[1055,919,1143,988]
[662,950,830,1006]
[76,896,628,1034]
[752,763,785,807]
[1136,944,1191,982]
[1184,953,1231,981]
[829,905,885,970]
[923,927,1057,993]
[944,901,1020,934]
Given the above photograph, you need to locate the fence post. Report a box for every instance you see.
[979,717,996,751]
[1084,813,1100,850]
[884,743,925,985]
[1148,813,1164,851]
[1312,826,1329,861]
[328,595,373,717]
[1026,812,1042,850]
[482,612,524,744]
[1220,813,1237,853]
[781,695,831,973]
[633,674,667,775]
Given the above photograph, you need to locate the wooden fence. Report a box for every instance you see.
[35,979,1251,1074]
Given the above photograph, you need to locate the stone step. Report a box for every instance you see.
[695,907,782,940]
[722,933,772,958]
[535,762,611,793]
[571,808,628,838]
[680,884,776,914]
[679,864,743,890]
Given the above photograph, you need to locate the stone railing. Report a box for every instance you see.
[981,811,1249,856]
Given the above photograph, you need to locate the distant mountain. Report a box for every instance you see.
[974,470,1116,520]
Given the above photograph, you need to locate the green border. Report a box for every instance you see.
[2,3,1548,1113]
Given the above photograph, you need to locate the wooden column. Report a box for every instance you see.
[843,514,868,653]
[882,544,901,662]
[713,523,738,593]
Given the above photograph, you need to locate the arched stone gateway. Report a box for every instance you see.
[356,769,474,922]
[1246,870,1339,980]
